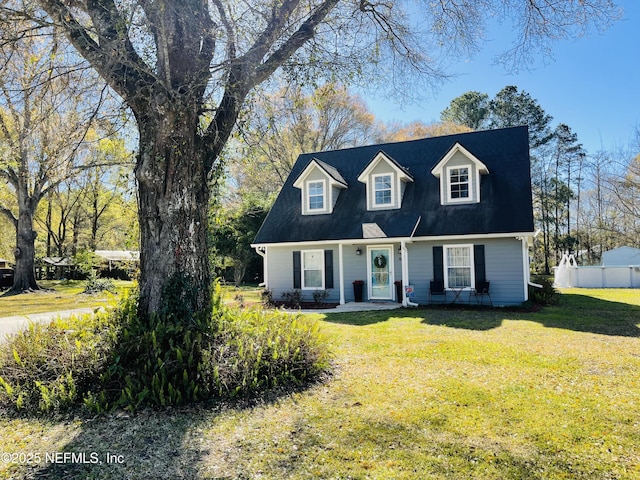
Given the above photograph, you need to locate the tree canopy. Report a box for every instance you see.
[0,0,622,315]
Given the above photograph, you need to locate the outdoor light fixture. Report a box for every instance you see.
[356,247,362,255]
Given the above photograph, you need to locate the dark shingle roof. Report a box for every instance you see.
[313,158,348,186]
[254,126,534,244]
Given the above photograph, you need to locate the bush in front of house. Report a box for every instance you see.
[0,283,332,414]
[281,288,304,308]
[529,276,559,306]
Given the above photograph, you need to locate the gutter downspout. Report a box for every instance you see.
[338,243,345,304]
[401,240,418,307]
[529,230,543,286]
[519,236,542,294]
[254,246,267,287]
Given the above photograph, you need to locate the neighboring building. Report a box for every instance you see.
[0,258,11,269]
[41,256,77,279]
[94,250,139,280]
[252,126,535,306]
[94,250,140,268]
[601,246,640,266]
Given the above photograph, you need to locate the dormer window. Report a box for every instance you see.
[431,143,489,206]
[374,174,393,206]
[358,151,413,211]
[293,158,347,215]
[308,180,325,211]
[448,167,469,201]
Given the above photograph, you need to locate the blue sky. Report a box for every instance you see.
[363,1,639,155]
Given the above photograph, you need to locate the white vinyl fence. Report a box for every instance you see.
[554,253,640,288]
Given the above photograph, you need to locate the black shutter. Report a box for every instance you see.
[474,244,486,285]
[433,246,444,282]
[293,251,301,289]
[324,250,334,289]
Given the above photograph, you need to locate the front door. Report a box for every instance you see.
[368,246,394,300]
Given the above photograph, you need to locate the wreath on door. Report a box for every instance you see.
[373,254,387,269]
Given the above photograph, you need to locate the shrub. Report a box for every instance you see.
[529,276,559,306]
[0,311,117,413]
[83,270,115,294]
[0,283,332,414]
[203,305,332,398]
[90,281,215,412]
[261,287,274,306]
[281,289,303,308]
[312,289,330,305]
[91,283,331,410]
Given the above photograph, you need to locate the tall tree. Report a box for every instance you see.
[0,21,109,292]
[379,121,472,142]
[550,124,584,257]
[211,199,269,286]
[233,83,380,202]
[487,86,557,272]
[607,152,640,247]
[2,1,620,316]
[440,91,490,130]
[489,86,555,150]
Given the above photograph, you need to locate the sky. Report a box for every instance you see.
[362,1,639,155]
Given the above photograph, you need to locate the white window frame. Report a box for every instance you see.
[301,249,325,290]
[446,166,471,203]
[371,173,395,209]
[305,179,327,214]
[443,244,475,290]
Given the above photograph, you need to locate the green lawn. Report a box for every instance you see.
[0,280,135,317]
[0,282,258,317]
[1,289,640,479]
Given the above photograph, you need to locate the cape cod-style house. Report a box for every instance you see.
[252,126,535,306]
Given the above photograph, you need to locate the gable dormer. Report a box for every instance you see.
[430,143,489,205]
[293,158,347,215]
[357,151,413,211]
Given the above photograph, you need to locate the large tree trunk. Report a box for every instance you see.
[12,200,39,292]
[135,99,212,318]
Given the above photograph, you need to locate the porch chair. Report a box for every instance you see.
[429,280,446,304]
[470,280,492,306]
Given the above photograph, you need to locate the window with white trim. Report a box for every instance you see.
[307,180,325,211]
[444,245,474,289]
[302,250,324,289]
[373,174,392,206]
[448,167,470,201]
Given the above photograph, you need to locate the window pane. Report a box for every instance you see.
[308,182,324,210]
[448,268,471,288]
[447,247,470,266]
[304,270,322,288]
[304,251,322,269]
[450,168,468,182]
[309,182,323,195]
[309,195,324,209]
[375,175,391,189]
[375,189,392,204]
[374,175,392,205]
[447,246,471,288]
[302,251,323,288]
[449,167,470,199]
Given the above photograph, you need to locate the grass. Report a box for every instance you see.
[1,288,640,479]
[0,282,259,318]
[218,284,264,308]
[0,280,135,318]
